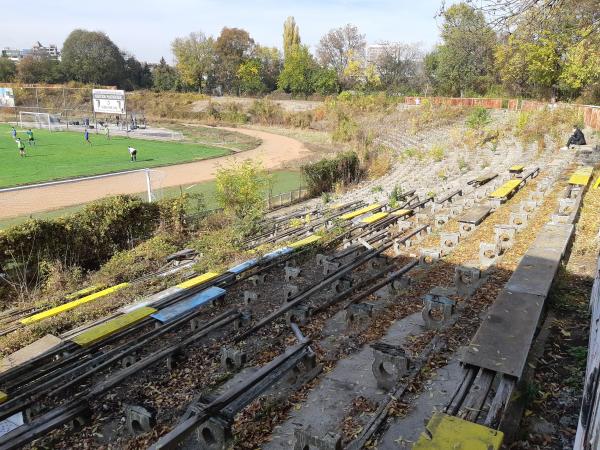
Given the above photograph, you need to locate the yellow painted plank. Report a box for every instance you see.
[65,284,105,300]
[489,179,522,199]
[569,167,593,186]
[288,234,322,249]
[176,272,221,290]
[593,177,600,189]
[509,164,524,172]
[340,204,382,220]
[392,209,413,217]
[20,283,130,325]
[70,307,157,347]
[414,413,504,450]
[0,391,7,404]
[361,212,389,224]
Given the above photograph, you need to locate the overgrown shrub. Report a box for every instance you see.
[215,160,272,236]
[466,107,491,129]
[302,151,362,196]
[513,107,583,146]
[429,145,445,162]
[95,234,179,284]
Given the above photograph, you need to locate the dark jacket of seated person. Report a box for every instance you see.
[567,126,586,147]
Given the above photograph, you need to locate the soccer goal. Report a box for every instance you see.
[18,111,62,131]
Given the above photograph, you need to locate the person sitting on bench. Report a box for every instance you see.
[566,125,586,148]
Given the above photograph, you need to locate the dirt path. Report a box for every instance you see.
[0,126,314,220]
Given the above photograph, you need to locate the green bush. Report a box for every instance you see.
[95,234,179,283]
[302,151,362,196]
[466,107,492,129]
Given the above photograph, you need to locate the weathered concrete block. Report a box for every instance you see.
[434,214,450,228]
[195,416,233,450]
[558,198,577,215]
[530,191,544,202]
[454,265,482,297]
[249,273,267,286]
[488,198,503,210]
[322,260,341,276]
[331,276,353,294]
[371,343,410,390]
[519,200,538,214]
[391,275,412,291]
[316,253,329,266]
[221,347,247,371]
[421,294,455,330]
[121,355,137,369]
[282,350,321,391]
[440,232,460,255]
[233,310,252,330]
[293,425,342,450]
[397,220,412,232]
[419,249,441,267]
[345,303,374,328]
[494,224,516,252]
[126,405,156,435]
[286,304,311,326]
[479,242,501,266]
[550,213,570,224]
[284,266,302,282]
[284,284,300,302]
[458,221,475,237]
[367,256,387,271]
[509,212,529,231]
[243,290,260,305]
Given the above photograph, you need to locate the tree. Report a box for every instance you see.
[0,57,16,82]
[215,160,272,234]
[312,67,340,95]
[214,27,255,94]
[425,3,497,96]
[316,24,366,81]
[61,29,126,86]
[152,57,180,91]
[171,32,215,92]
[16,55,62,83]
[237,59,265,95]
[122,54,152,90]
[255,46,283,92]
[283,16,301,59]
[373,43,424,93]
[493,1,599,101]
[277,45,317,96]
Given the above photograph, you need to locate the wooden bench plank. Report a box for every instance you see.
[70,306,157,347]
[340,204,382,220]
[458,205,492,225]
[0,334,62,374]
[20,283,130,325]
[151,287,226,323]
[413,413,503,450]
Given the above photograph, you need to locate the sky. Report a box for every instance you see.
[1,0,451,63]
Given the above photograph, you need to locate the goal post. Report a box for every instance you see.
[18,111,62,131]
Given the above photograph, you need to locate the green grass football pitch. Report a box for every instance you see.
[0,124,231,188]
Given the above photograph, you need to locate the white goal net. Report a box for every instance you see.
[19,112,63,131]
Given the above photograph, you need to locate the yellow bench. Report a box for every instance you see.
[176,272,221,290]
[509,165,524,173]
[70,306,157,347]
[340,204,382,220]
[20,283,130,325]
[593,176,600,189]
[64,284,105,300]
[569,166,594,186]
[361,212,389,224]
[414,413,503,450]
[489,179,522,199]
[288,235,322,249]
[0,391,7,404]
[391,209,413,217]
